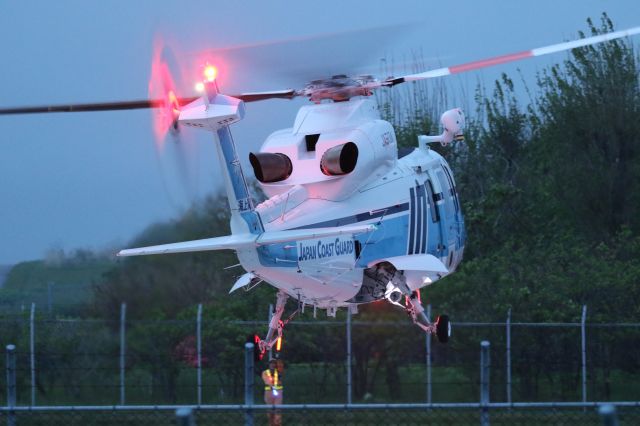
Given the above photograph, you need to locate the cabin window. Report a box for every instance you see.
[425,179,440,223]
[437,170,454,218]
[305,134,320,152]
[354,240,362,259]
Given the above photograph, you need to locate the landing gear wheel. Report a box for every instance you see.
[435,315,450,343]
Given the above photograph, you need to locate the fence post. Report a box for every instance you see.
[197,303,203,405]
[120,302,126,405]
[426,304,432,404]
[6,344,16,426]
[346,307,352,404]
[506,308,511,405]
[30,303,36,406]
[581,305,587,408]
[598,404,619,426]
[176,407,196,426]
[480,340,490,426]
[268,304,273,361]
[244,342,255,426]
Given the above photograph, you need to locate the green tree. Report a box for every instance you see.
[428,14,640,400]
[92,195,239,321]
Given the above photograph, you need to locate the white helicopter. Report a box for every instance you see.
[2,26,639,356]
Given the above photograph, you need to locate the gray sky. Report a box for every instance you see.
[1,0,638,264]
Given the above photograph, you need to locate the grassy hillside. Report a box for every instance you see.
[0,264,12,288]
[0,257,115,315]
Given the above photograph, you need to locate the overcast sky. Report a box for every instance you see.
[0,0,638,264]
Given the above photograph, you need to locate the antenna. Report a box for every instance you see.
[419,108,466,148]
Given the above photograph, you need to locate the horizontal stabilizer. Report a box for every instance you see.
[117,234,256,257]
[117,223,376,257]
[230,272,258,294]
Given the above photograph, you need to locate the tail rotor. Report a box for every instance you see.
[148,37,200,203]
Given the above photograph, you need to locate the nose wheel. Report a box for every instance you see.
[405,298,451,343]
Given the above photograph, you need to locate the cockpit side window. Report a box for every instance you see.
[436,170,454,218]
[442,165,460,213]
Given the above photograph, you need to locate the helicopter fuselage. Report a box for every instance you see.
[236,98,465,310]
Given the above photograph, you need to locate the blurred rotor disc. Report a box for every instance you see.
[149,36,199,205]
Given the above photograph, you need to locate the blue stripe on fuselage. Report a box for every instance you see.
[408,189,416,254]
[291,203,410,230]
[415,183,426,254]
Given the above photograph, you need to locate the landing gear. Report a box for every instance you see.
[405,291,451,343]
[256,290,300,359]
[372,262,451,343]
[257,290,288,357]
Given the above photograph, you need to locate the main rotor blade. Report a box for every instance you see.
[0,98,197,115]
[234,89,298,102]
[0,89,298,116]
[384,25,640,86]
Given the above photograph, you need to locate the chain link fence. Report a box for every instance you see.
[2,308,640,425]
[2,310,640,406]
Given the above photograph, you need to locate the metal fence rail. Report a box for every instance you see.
[1,403,639,426]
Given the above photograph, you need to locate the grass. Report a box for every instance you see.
[9,361,638,407]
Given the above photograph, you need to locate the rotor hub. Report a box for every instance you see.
[303,75,378,103]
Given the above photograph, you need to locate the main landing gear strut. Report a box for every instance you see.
[257,290,296,358]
